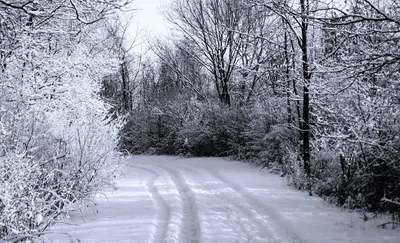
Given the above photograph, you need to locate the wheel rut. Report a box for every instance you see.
[157,165,201,243]
[199,166,307,243]
[179,165,277,243]
[129,165,171,243]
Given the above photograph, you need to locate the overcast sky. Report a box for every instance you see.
[131,0,170,35]
[123,0,171,54]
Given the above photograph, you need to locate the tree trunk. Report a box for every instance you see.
[219,68,231,106]
[121,59,132,112]
[284,30,292,125]
[300,0,311,177]
[221,79,231,106]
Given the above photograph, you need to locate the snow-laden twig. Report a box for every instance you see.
[381,197,400,206]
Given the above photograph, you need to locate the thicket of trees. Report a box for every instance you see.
[109,0,400,219]
[0,0,131,241]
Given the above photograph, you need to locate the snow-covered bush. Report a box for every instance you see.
[0,112,120,241]
[0,0,127,240]
[120,98,251,157]
[261,125,299,172]
[310,65,400,213]
[240,97,295,169]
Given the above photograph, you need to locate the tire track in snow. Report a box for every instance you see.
[199,166,307,243]
[157,165,201,243]
[179,165,277,243]
[129,165,171,243]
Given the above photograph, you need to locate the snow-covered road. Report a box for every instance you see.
[50,156,399,243]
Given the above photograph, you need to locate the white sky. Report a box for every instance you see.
[123,0,172,54]
[131,0,170,35]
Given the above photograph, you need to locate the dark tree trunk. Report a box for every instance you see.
[284,30,292,124]
[121,60,131,112]
[221,78,231,106]
[219,68,231,106]
[300,0,311,177]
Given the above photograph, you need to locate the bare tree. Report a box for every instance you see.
[165,0,249,106]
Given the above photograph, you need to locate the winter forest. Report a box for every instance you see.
[1,0,400,242]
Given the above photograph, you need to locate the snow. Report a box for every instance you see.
[48,156,400,243]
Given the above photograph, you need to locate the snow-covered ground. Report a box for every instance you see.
[48,156,399,243]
